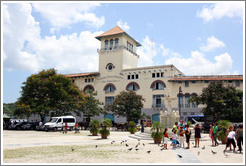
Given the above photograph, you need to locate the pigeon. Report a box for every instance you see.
[122,140,124,143]
[111,142,113,144]
[135,148,139,151]
[198,151,200,155]
[95,145,97,148]
[128,148,133,151]
[112,141,115,143]
[138,139,140,142]
[211,150,217,154]
[71,147,75,151]
[135,144,138,148]
[125,140,127,142]
[121,142,123,144]
[143,143,145,146]
[126,144,129,147]
[160,148,165,151]
[177,154,182,158]
[147,150,151,154]
[202,146,205,149]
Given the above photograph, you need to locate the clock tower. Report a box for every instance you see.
[95,26,141,77]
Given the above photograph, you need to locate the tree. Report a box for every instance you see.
[80,90,104,124]
[3,103,16,116]
[191,81,243,122]
[16,68,85,122]
[107,91,145,123]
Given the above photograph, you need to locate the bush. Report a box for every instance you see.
[128,121,137,134]
[99,118,112,139]
[89,119,100,135]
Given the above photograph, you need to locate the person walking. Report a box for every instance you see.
[185,124,191,149]
[194,124,201,148]
[179,126,185,148]
[224,125,236,153]
[209,124,214,146]
[63,123,68,134]
[141,119,144,133]
[212,122,219,146]
[236,124,243,153]
[163,128,169,149]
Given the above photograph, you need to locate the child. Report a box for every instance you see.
[172,130,178,149]
[163,128,169,149]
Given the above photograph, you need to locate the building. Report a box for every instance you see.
[65,26,243,123]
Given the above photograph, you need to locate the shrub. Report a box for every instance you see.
[89,119,100,135]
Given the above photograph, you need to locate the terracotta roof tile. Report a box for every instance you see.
[95,26,125,39]
[168,75,243,81]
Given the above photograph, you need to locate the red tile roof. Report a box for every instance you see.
[168,75,243,81]
[95,26,142,47]
[64,72,100,78]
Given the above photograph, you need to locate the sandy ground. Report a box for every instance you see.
[2,129,244,164]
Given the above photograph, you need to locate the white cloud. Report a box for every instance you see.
[3,3,103,74]
[200,36,225,52]
[137,36,157,67]
[197,2,244,22]
[32,3,105,29]
[165,51,234,75]
[117,20,130,31]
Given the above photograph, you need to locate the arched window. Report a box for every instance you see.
[184,93,190,108]
[150,80,166,90]
[105,40,108,50]
[115,38,119,48]
[126,82,140,91]
[104,83,116,92]
[177,93,184,108]
[191,93,198,108]
[83,85,94,94]
[110,39,113,50]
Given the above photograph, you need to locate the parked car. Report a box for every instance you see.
[21,122,37,130]
[13,121,29,130]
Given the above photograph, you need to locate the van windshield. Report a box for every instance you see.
[50,118,58,123]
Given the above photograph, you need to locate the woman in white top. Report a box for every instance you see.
[224,125,236,153]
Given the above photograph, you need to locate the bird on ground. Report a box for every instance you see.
[126,144,129,147]
[143,143,145,146]
[135,144,138,148]
[160,148,165,151]
[198,151,200,155]
[95,145,97,148]
[138,142,140,145]
[211,150,217,154]
[202,146,205,149]
[122,140,124,143]
[177,154,182,158]
[138,139,140,141]
[147,150,151,154]
[71,147,75,152]
[111,142,113,144]
[121,142,123,144]
[135,148,139,151]
[125,140,127,142]
[128,148,133,151]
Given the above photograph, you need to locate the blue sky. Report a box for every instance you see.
[2,2,244,103]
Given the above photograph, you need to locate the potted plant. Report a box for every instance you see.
[128,121,137,134]
[151,121,164,144]
[89,119,100,136]
[217,120,230,144]
[99,118,112,139]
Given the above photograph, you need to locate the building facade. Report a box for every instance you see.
[64,26,243,123]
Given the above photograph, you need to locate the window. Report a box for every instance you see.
[161,72,164,77]
[127,41,129,50]
[127,84,139,91]
[152,73,155,78]
[106,63,114,71]
[91,78,94,82]
[235,81,240,87]
[115,38,119,48]
[131,75,134,79]
[136,74,139,79]
[128,75,131,80]
[228,80,233,83]
[105,40,108,50]
[88,78,90,82]
[204,80,209,83]
[157,73,160,77]
[105,85,115,92]
[110,39,113,50]
[153,82,164,90]
[185,96,190,108]
[185,81,189,87]
[72,80,75,83]
[84,86,94,94]
[153,95,164,108]
[57,119,61,123]
[178,81,182,84]
[178,95,184,108]
[105,97,114,107]
[85,78,87,83]
[191,81,196,84]
[63,118,75,123]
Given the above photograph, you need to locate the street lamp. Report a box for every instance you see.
[178,86,182,120]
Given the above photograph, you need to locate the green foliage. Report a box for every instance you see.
[191,81,243,122]
[80,90,104,122]
[151,132,164,139]
[100,118,112,130]
[217,120,230,141]
[16,68,85,122]
[151,121,164,133]
[89,119,100,134]
[128,121,137,133]
[128,121,136,127]
[187,121,191,126]
[107,91,145,122]
[99,129,110,136]
[3,103,16,117]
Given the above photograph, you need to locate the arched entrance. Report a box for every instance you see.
[152,113,160,122]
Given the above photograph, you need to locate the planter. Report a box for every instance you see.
[92,131,98,136]
[130,131,136,134]
[154,137,162,144]
[101,134,108,139]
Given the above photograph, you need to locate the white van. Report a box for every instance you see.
[44,116,76,131]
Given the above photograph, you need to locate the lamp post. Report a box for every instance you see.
[178,86,182,120]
